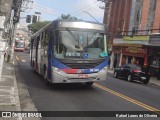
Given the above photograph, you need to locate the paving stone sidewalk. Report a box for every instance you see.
[0,62,21,120]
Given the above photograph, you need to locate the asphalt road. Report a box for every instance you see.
[15,52,160,120]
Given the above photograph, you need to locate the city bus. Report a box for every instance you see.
[14,40,25,52]
[30,20,109,87]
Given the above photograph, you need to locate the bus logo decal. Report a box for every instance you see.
[77,69,84,74]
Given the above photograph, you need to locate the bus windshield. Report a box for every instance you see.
[15,41,24,48]
[54,30,107,59]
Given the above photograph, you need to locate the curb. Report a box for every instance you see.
[13,61,22,120]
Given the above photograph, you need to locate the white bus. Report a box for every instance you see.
[30,20,109,87]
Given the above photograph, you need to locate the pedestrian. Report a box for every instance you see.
[116,60,119,68]
[113,58,117,69]
[4,52,6,59]
[108,57,111,68]
[157,66,160,80]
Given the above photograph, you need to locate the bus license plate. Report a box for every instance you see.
[78,74,88,78]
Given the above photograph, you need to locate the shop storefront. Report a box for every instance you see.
[121,46,147,66]
[111,46,122,69]
[111,35,149,69]
[148,34,160,76]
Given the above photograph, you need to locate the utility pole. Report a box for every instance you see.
[0,14,5,79]
[98,0,112,27]
[7,0,23,63]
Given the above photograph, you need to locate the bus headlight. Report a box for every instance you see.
[52,67,66,76]
[99,66,108,74]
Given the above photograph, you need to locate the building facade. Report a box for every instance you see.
[104,0,160,75]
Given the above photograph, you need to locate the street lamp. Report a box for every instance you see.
[83,11,99,23]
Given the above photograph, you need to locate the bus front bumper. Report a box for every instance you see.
[51,67,108,83]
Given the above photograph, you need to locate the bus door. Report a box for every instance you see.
[35,36,40,71]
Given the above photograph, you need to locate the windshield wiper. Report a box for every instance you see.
[66,28,80,48]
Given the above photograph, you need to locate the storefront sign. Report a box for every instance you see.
[149,34,160,45]
[113,38,149,45]
[123,47,146,54]
[124,36,149,41]
[112,47,121,53]
[127,47,137,53]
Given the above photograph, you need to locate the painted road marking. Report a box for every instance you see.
[21,60,26,62]
[16,56,26,62]
[94,83,160,114]
[15,56,19,61]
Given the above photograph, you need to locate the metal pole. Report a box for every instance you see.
[7,0,22,63]
[9,23,18,63]
[0,0,6,79]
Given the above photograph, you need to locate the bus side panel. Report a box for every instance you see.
[31,38,36,68]
[30,39,34,66]
[37,44,42,74]
[47,37,52,80]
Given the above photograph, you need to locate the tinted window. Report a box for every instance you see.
[128,64,141,70]
[124,66,130,69]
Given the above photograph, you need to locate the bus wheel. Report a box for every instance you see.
[85,82,93,87]
[43,70,51,86]
[44,70,47,79]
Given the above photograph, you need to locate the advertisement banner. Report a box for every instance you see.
[124,36,149,41]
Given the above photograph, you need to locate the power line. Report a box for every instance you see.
[72,0,98,16]
[71,0,98,15]
[34,2,64,15]
[74,1,104,21]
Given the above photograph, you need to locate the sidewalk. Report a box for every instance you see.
[108,68,160,86]
[0,61,21,120]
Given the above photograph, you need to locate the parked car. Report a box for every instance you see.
[113,64,150,84]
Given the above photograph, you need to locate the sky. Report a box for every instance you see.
[20,0,105,27]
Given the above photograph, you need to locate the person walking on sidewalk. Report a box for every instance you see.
[157,66,160,80]
[113,58,117,69]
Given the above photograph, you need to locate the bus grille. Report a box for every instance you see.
[58,59,105,69]
[65,63,100,69]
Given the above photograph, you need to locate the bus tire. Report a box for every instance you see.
[43,70,51,86]
[44,70,47,80]
[85,82,93,87]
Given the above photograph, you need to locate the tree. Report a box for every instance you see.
[58,14,79,20]
[27,21,51,33]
